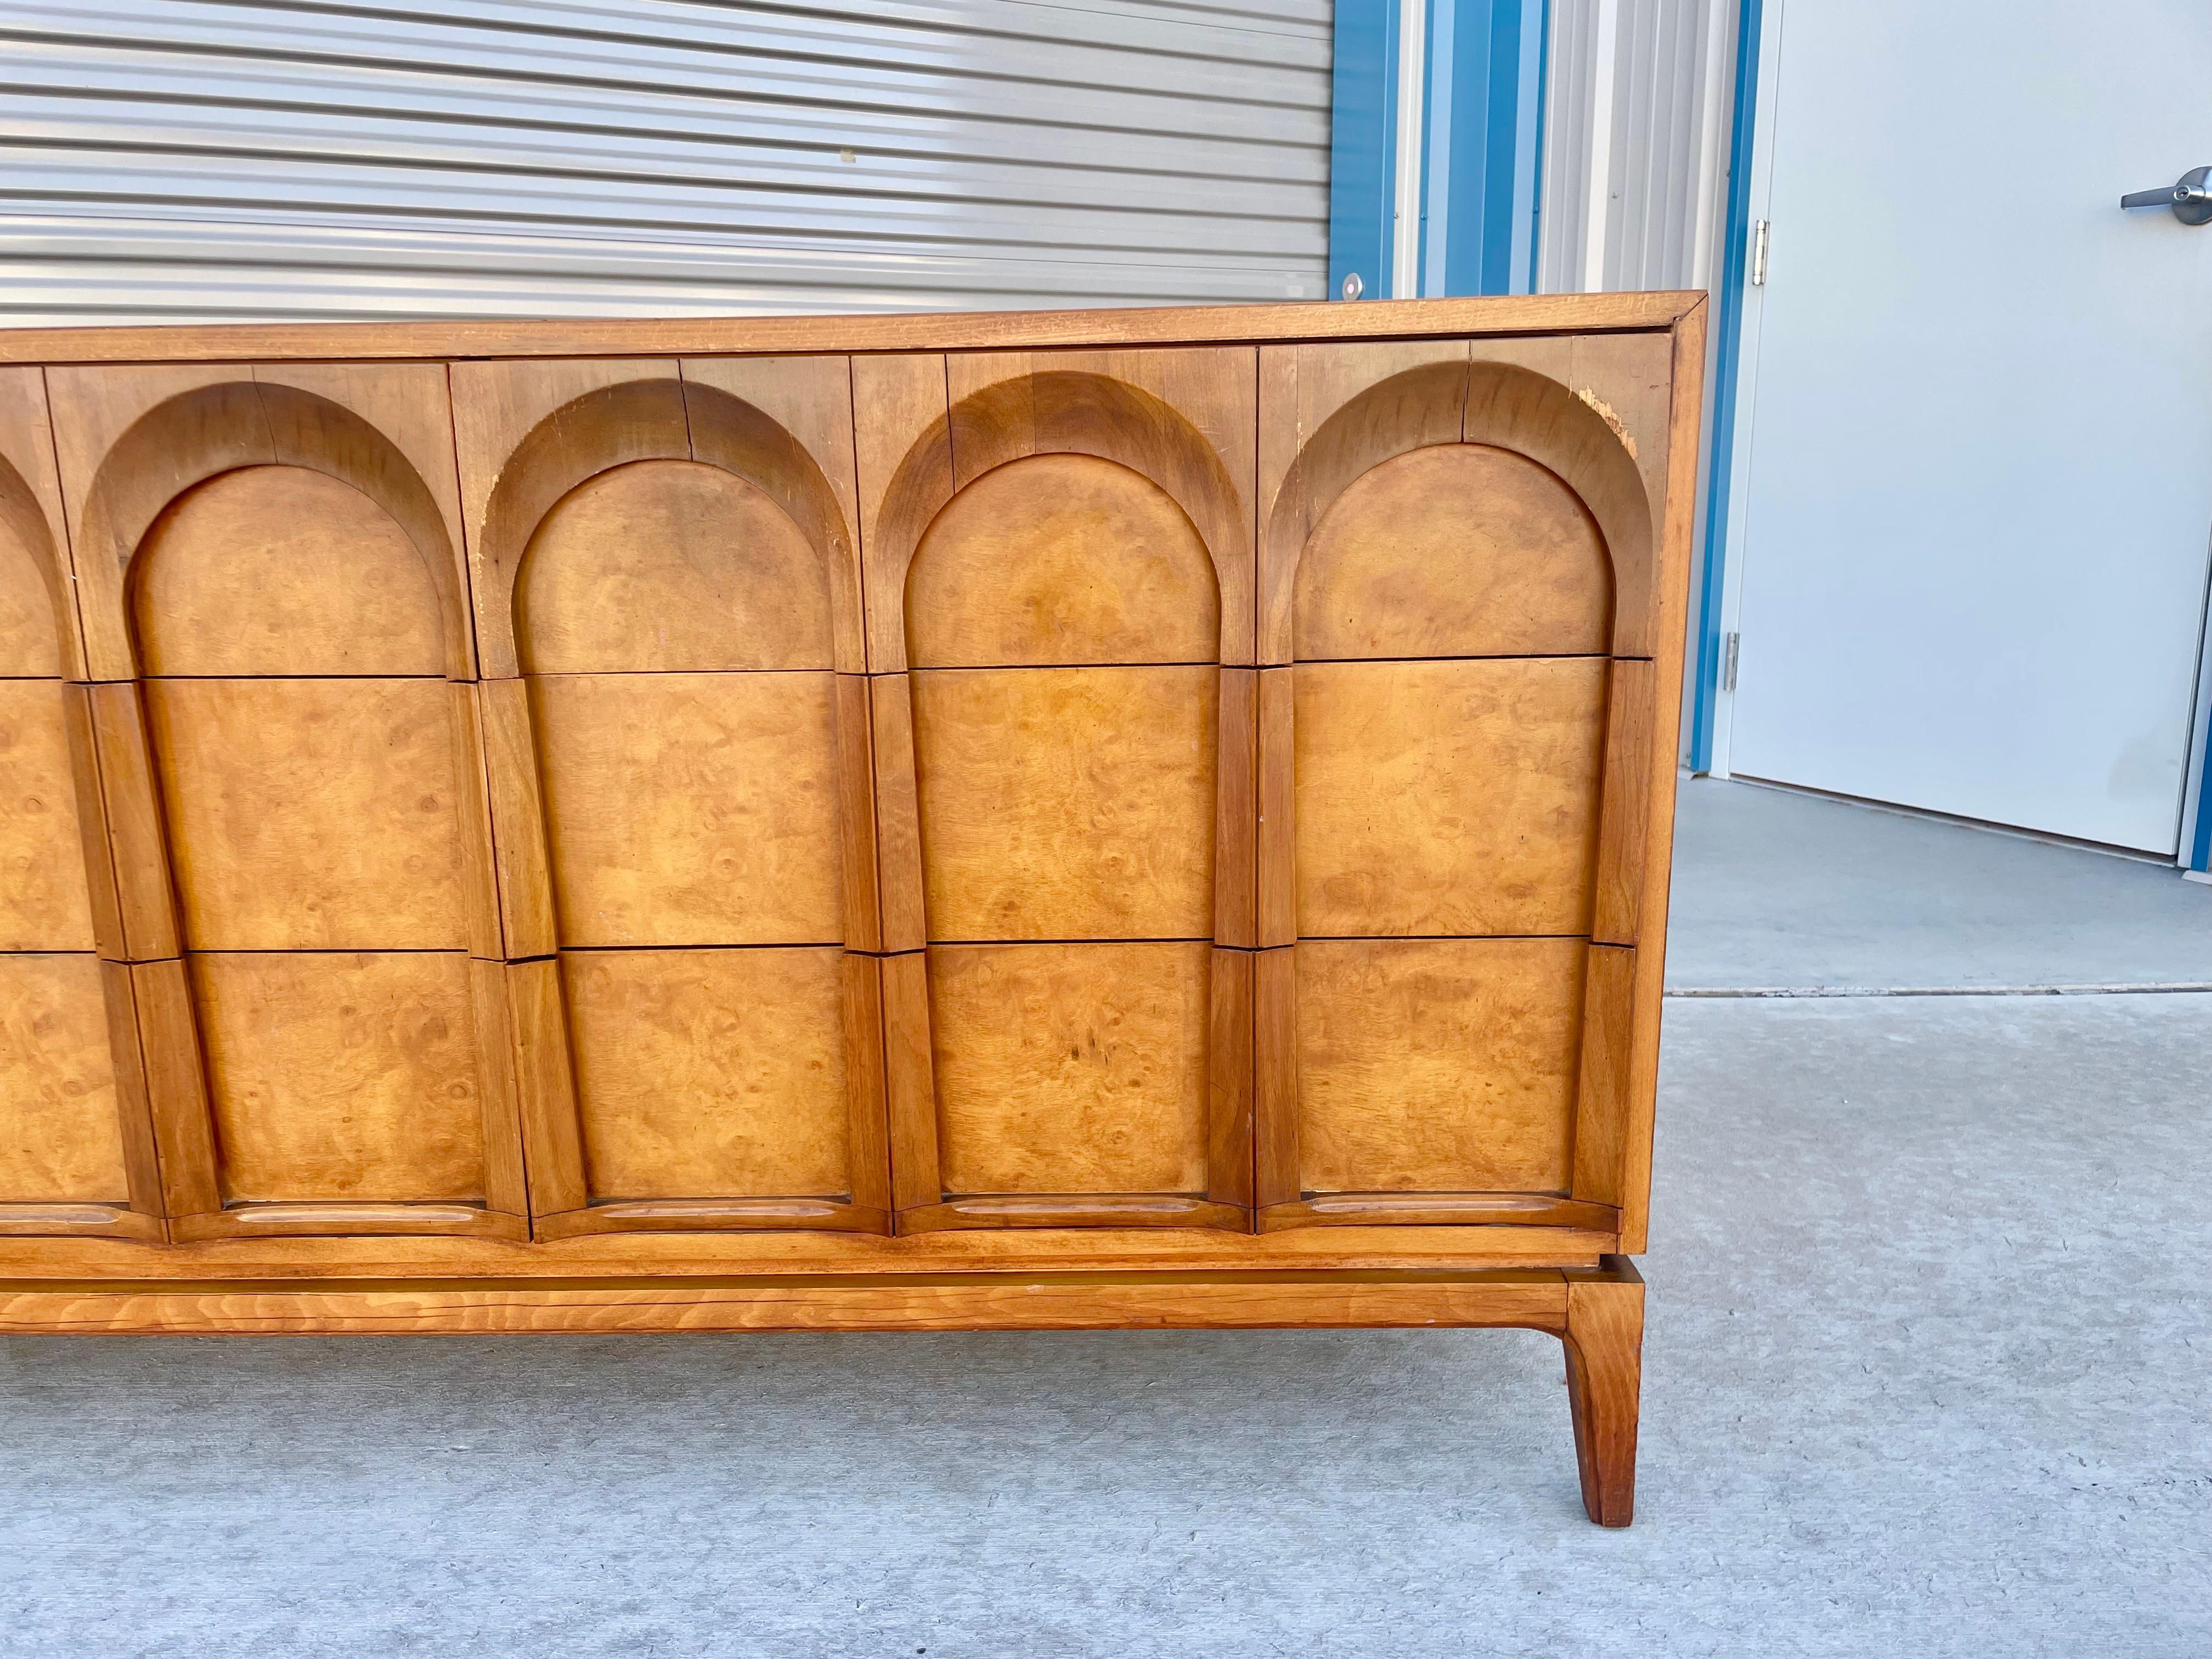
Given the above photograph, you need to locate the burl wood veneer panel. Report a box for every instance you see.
[561,946,853,1201]
[0,953,129,1203]
[0,298,1703,1528]
[472,359,888,1235]
[909,664,1217,943]
[0,368,160,1238]
[1256,337,1662,1231]
[1293,938,1587,1194]
[190,951,489,1204]
[927,940,1212,1198]
[875,357,1254,1229]
[43,364,524,1239]
[528,669,843,949]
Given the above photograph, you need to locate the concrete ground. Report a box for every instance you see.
[5,779,2209,1656]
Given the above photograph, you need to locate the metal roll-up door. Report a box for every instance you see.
[0,1,1333,324]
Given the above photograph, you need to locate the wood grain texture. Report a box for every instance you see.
[507,955,585,1216]
[1613,307,1706,1254]
[191,951,490,1204]
[530,671,843,948]
[868,673,928,955]
[452,358,684,679]
[833,672,883,953]
[562,946,852,1200]
[1292,658,1607,938]
[1571,944,1638,1209]
[145,677,469,951]
[1461,357,1656,659]
[446,682,506,962]
[516,458,834,673]
[249,359,475,678]
[47,365,270,680]
[1259,1194,1617,1232]
[1258,341,1468,665]
[943,347,1255,664]
[910,666,1216,942]
[1206,946,1254,1210]
[896,1195,1246,1233]
[905,451,1220,668]
[864,351,1254,671]
[0,953,127,1202]
[168,1204,527,1244]
[1255,667,1295,949]
[53,366,473,681]
[926,941,1211,1198]
[98,958,163,1223]
[852,353,950,674]
[0,1218,1612,1279]
[132,955,218,1218]
[83,680,179,960]
[0,366,79,677]
[839,950,892,1214]
[465,956,528,1217]
[59,686,127,960]
[1293,938,1587,1195]
[1563,331,1675,541]
[460,359,865,678]
[1252,945,1297,1207]
[1593,657,1655,945]
[0,1268,1578,1336]
[1260,339,1655,663]
[0,680,98,951]
[878,949,940,1212]
[477,675,557,960]
[1215,668,1257,949]
[534,1199,888,1240]
[680,354,864,668]
[0,304,1695,1496]
[1564,1256,1645,1526]
[0,293,1700,368]
[1293,443,1611,659]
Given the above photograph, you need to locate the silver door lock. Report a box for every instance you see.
[2120,166,2212,224]
[1341,272,1364,300]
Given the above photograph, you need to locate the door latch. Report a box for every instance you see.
[2120,166,2212,225]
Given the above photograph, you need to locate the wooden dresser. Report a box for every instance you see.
[0,293,1703,1525]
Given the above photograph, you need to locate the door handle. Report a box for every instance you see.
[2120,165,2212,224]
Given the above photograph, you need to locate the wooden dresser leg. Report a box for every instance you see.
[1561,1256,1645,1527]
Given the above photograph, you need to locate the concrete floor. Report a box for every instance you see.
[5,780,2209,1656]
[1667,775,2212,991]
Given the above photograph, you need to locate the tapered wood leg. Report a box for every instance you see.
[1561,1256,1645,1527]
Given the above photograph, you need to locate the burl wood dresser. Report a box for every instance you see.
[0,293,1703,1525]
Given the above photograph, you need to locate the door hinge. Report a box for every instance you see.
[1722,631,1741,692]
[1750,221,1769,286]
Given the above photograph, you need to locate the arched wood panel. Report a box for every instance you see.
[1252,342,1662,1234]
[458,360,889,1239]
[0,369,161,1241]
[45,365,523,1242]
[860,354,1256,1232]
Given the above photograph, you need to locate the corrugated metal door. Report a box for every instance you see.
[1536,0,1733,294]
[0,1,1332,323]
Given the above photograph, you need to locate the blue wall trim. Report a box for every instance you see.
[1432,0,1544,296]
[1333,0,1543,302]
[1687,0,1762,774]
[1329,0,1397,301]
[2191,707,2212,870]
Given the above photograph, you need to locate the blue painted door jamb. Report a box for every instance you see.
[1687,0,1762,775]
[1331,0,1545,301]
